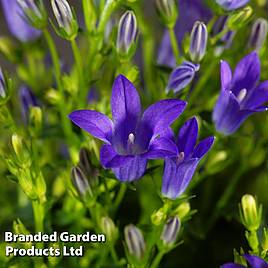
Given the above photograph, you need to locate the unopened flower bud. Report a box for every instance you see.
[228,6,253,30]
[156,0,178,28]
[174,202,191,220]
[51,0,78,40]
[0,67,7,99]
[79,148,99,186]
[29,106,43,136]
[166,61,199,94]
[239,194,262,231]
[262,228,268,252]
[13,219,30,235]
[161,217,180,245]
[116,11,138,59]
[19,86,39,122]
[190,21,208,62]
[17,0,47,29]
[248,18,268,51]
[151,208,167,225]
[100,216,118,241]
[71,166,92,198]
[12,134,31,165]
[124,224,145,260]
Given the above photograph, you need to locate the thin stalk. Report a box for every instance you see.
[32,200,44,233]
[112,183,127,215]
[168,27,180,63]
[82,0,97,33]
[71,39,87,106]
[43,29,72,142]
[97,0,120,34]
[150,251,165,268]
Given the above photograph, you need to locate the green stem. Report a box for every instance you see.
[168,27,180,63]
[246,230,259,255]
[32,200,44,233]
[82,0,97,33]
[188,61,217,108]
[112,183,127,215]
[97,0,120,34]
[110,245,118,262]
[71,39,87,106]
[43,29,72,142]
[150,251,165,268]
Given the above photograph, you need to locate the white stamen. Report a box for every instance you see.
[237,88,247,102]
[177,152,185,164]
[128,133,135,144]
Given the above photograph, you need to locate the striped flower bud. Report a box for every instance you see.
[17,0,47,29]
[161,217,180,245]
[124,224,145,260]
[166,61,200,94]
[156,0,178,28]
[116,11,138,59]
[71,166,92,198]
[190,21,208,62]
[239,194,262,231]
[19,86,39,122]
[100,216,118,241]
[248,18,268,51]
[11,133,31,165]
[0,67,7,99]
[51,0,78,40]
[79,148,99,187]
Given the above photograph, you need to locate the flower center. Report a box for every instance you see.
[128,133,135,144]
[176,152,185,164]
[237,88,247,103]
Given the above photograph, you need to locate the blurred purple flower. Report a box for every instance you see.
[213,52,268,135]
[216,0,250,11]
[1,0,41,42]
[221,254,268,268]
[87,87,99,104]
[162,117,214,199]
[158,0,211,67]
[69,75,186,182]
[19,86,39,121]
[166,61,199,94]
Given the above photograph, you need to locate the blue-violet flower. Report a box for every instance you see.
[213,52,268,135]
[69,75,186,182]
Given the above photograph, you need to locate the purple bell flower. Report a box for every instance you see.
[19,86,39,121]
[213,52,268,135]
[69,75,186,182]
[166,61,200,94]
[216,0,250,11]
[161,117,214,199]
[1,0,41,42]
[221,254,268,268]
[157,0,211,67]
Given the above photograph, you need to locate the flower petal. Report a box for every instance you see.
[213,90,240,135]
[232,52,260,95]
[193,136,215,158]
[112,156,147,182]
[177,117,198,158]
[244,254,268,268]
[68,110,113,143]
[111,75,141,153]
[1,0,41,42]
[242,81,268,109]
[141,99,187,138]
[161,158,199,200]
[100,145,133,168]
[142,137,178,159]
[220,264,245,268]
[220,60,232,90]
